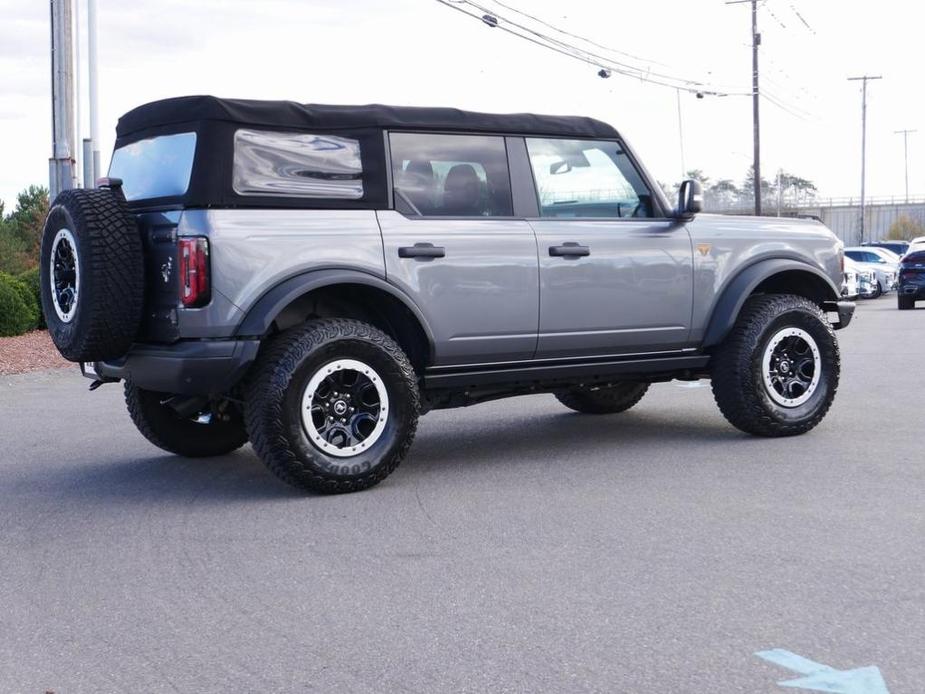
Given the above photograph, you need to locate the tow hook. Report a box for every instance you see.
[81,362,119,390]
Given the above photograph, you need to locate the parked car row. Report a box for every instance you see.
[844,247,898,298]
[856,238,925,309]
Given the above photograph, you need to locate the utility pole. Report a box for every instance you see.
[88,0,101,184]
[776,168,783,217]
[49,0,77,199]
[676,88,686,181]
[727,0,761,215]
[847,75,882,244]
[894,129,916,203]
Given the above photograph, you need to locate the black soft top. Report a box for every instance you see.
[116,95,620,140]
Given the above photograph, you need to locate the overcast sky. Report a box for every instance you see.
[0,0,921,208]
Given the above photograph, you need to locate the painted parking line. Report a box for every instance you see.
[755,649,889,693]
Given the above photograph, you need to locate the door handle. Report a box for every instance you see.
[399,243,445,259]
[549,242,590,257]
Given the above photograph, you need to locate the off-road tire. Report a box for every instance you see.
[898,295,915,310]
[710,294,840,437]
[125,384,248,457]
[555,382,649,414]
[244,319,420,494]
[40,188,145,362]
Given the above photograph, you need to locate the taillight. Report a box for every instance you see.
[178,237,210,307]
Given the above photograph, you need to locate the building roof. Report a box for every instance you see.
[116,95,620,140]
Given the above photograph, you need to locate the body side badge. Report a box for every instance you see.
[161,256,173,283]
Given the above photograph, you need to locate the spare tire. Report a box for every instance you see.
[40,188,145,362]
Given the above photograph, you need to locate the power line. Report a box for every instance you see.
[487,0,674,70]
[434,0,750,96]
[788,3,816,34]
[463,0,735,89]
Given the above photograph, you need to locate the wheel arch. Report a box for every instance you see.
[235,269,435,370]
[702,259,840,348]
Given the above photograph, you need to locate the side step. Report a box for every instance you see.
[423,354,711,390]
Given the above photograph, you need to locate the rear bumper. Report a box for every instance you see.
[823,300,855,330]
[899,282,925,298]
[92,339,260,395]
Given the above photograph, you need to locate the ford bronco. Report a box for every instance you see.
[40,96,854,493]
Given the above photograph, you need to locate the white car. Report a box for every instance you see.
[842,261,860,300]
[844,247,898,296]
[864,246,901,263]
[909,236,925,253]
[844,257,877,298]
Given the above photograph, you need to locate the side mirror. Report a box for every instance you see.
[550,160,572,175]
[677,179,703,219]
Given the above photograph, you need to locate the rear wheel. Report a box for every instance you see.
[244,319,420,494]
[125,384,248,457]
[555,382,649,414]
[898,295,915,310]
[711,294,839,437]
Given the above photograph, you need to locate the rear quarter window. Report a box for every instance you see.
[232,129,363,199]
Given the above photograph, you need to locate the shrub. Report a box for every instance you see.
[16,267,44,328]
[0,275,36,337]
[0,272,38,336]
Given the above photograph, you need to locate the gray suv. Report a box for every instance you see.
[40,96,854,493]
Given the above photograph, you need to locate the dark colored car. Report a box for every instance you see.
[864,240,910,257]
[897,250,925,309]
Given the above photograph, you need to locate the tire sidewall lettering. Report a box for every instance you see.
[281,337,414,480]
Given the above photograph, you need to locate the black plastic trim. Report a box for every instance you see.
[823,300,855,330]
[95,339,260,396]
[702,258,841,347]
[423,353,710,389]
[234,267,437,359]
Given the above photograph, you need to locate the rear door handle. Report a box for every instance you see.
[549,242,590,257]
[398,242,445,259]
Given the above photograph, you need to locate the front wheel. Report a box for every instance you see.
[125,384,248,457]
[244,319,420,494]
[710,294,840,437]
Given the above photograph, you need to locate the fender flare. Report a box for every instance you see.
[701,258,840,348]
[235,268,436,354]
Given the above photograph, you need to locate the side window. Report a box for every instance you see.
[232,129,363,199]
[390,133,513,217]
[525,138,655,218]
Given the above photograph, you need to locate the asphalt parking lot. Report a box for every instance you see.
[1,298,923,693]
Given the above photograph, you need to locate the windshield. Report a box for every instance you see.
[108,132,197,201]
